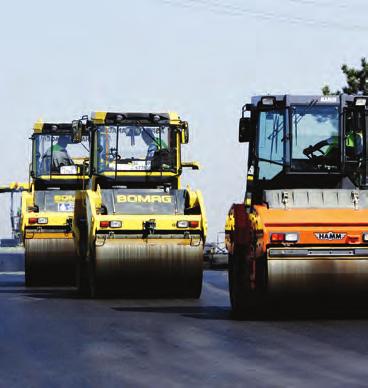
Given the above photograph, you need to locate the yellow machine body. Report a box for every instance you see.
[74,112,207,297]
[22,121,89,286]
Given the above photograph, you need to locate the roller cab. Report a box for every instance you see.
[226,94,368,315]
[22,121,90,286]
[75,112,207,297]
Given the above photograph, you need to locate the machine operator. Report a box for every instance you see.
[141,128,168,160]
[42,135,74,173]
[303,130,363,165]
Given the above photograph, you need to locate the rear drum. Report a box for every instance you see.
[92,241,203,298]
[25,239,77,287]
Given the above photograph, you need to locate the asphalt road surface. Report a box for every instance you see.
[1,263,368,387]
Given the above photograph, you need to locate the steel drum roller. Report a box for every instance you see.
[25,239,77,287]
[267,254,368,296]
[93,240,203,297]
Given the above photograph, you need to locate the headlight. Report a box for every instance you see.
[261,96,276,106]
[177,220,189,228]
[355,98,367,106]
[285,233,299,242]
[110,220,122,228]
[270,232,299,243]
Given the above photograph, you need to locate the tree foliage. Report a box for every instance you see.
[322,57,368,95]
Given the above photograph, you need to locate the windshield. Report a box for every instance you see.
[291,104,340,171]
[95,125,177,173]
[257,110,285,179]
[33,134,89,177]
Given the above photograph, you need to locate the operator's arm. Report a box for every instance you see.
[55,149,74,167]
[303,137,335,156]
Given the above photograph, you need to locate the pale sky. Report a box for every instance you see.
[0,0,367,239]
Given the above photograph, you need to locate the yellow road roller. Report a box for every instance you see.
[22,120,89,286]
[74,112,207,297]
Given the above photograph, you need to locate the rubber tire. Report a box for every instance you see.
[76,258,92,298]
[229,252,248,318]
[229,246,260,319]
[89,258,98,298]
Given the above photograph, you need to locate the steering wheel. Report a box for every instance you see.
[155,148,170,156]
[109,148,121,161]
[153,148,171,162]
[303,145,325,161]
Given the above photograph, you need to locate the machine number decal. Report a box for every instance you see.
[117,195,172,204]
[314,232,346,240]
[58,202,75,212]
[109,161,151,171]
[55,195,75,212]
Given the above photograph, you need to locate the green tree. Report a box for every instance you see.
[322,57,368,95]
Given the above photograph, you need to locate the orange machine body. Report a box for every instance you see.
[256,205,368,250]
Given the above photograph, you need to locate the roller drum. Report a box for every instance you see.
[267,254,368,296]
[25,239,77,287]
[93,241,203,297]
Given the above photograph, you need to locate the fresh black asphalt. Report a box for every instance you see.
[1,251,368,387]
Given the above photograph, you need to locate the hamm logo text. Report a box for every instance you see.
[314,232,346,240]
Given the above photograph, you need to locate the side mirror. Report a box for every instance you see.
[181,122,189,144]
[239,117,254,143]
[72,120,83,144]
[182,161,200,170]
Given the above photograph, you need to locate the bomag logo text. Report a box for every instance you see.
[54,195,75,203]
[117,195,172,204]
[314,232,346,241]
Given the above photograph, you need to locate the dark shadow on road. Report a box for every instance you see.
[206,265,228,271]
[229,299,368,321]
[0,285,79,299]
[113,302,368,322]
[24,291,79,299]
[112,306,231,320]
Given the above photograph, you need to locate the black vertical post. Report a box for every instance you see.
[364,110,368,187]
[115,126,119,182]
[341,107,346,175]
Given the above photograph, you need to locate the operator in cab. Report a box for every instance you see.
[303,130,363,165]
[42,135,74,173]
[141,128,168,159]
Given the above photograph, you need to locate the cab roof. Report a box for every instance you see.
[250,95,341,107]
[33,121,89,135]
[91,111,182,126]
[247,94,368,111]
[33,121,73,134]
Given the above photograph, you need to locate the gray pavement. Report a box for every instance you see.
[0,247,24,272]
[1,258,368,387]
